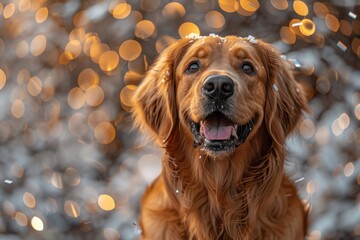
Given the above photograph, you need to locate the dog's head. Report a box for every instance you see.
[132,35,308,157]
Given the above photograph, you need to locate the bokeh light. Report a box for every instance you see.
[64,200,80,218]
[162,2,186,19]
[219,0,239,13]
[280,27,296,44]
[299,19,316,36]
[293,0,308,16]
[111,3,132,19]
[0,1,359,239]
[31,216,44,231]
[94,122,116,144]
[11,99,25,119]
[0,68,6,90]
[135,20,156,39]
[35,7,48,23]
[30,34,47,56]
[28,76,42,96]
[98,194,116,211]
[270,0,288,11]
[99,51,119,72]
[325,14,340,32]
[65,40,82,60]
[3,3,15,19]
[119,40,142,61]
[23,192,36,209]
[205,11,225,30]
[85,85,104,107]
[67,87,85,109]
[15,212,28,227]
[239,0,260,13]
[78,68,100,90]
[178,22,200,38]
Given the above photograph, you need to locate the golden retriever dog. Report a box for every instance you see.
[132,35,309,239]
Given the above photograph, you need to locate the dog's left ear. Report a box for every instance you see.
[132,39,192,146]
[257,42,310,145]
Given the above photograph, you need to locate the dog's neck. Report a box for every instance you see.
[162,125,286,237]
[163,124,284,206]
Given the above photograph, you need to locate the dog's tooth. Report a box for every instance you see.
[232,127,238,139]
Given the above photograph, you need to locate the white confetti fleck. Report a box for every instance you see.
[295,177,305,183]
[4,179,13,184]
[165,70,170,76]
[348,11,357,19]
[209,33,219,38]
[185,33,202,39]
[273,83,279,92]
[336,41,347,52]
[291,22,303,27]
[132,222,142,235]
[246,35,257,44]
[281,55,287,60]
[175,189,180,193]
[288,58,301,68]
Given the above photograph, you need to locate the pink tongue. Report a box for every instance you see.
[203,123,234,140]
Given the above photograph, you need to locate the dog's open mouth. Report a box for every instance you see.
[190,111,255,152]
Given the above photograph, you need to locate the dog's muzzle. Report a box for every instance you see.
[189,74,255,152]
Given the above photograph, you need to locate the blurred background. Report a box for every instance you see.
[0,0,359,239]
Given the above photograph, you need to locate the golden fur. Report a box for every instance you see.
[132,35,309,239]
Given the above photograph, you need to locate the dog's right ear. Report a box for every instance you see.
[132,39,192,146]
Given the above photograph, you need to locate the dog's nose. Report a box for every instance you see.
[202,75,234,100]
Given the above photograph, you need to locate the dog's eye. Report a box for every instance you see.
[241,63,255,75]
[186,62,200,74]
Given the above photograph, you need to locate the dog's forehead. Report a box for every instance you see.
[184,35,257,57]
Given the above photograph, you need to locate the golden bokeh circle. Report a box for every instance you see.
[289,18,302,35]
[23,192,36,208]
[119,40,142,61]
[299,19,316,36]
[340,20,352,36]
[205,11,225,29]
[155,35,176,53]
[313,2,329,18]
[270,0,288,10]
[178,22,200,39]
[239,0,260,12]
[98,194,116,211]
[325,14,340,32]
[135,20,156,39]
[0,68,6,90]
[85,85,104,107]
[293,0,308,16]
[65,40,82,60]
[35,7,48,23]
[64,200,80,218]
[94,122,116,144]
[78,68,99,91]
[30,35,47,57]
[162,2,186,18]
[120,85,137,109]
[11,99,25,119]
[31,216,44,231]
[140,0,161,12]
[112,3,132,19]
[28,76,42,96]
[67,87,85,109]
[219,0,239,13]
[99,51,119,72]
[15,212,28,227]
[280,27,296,44]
